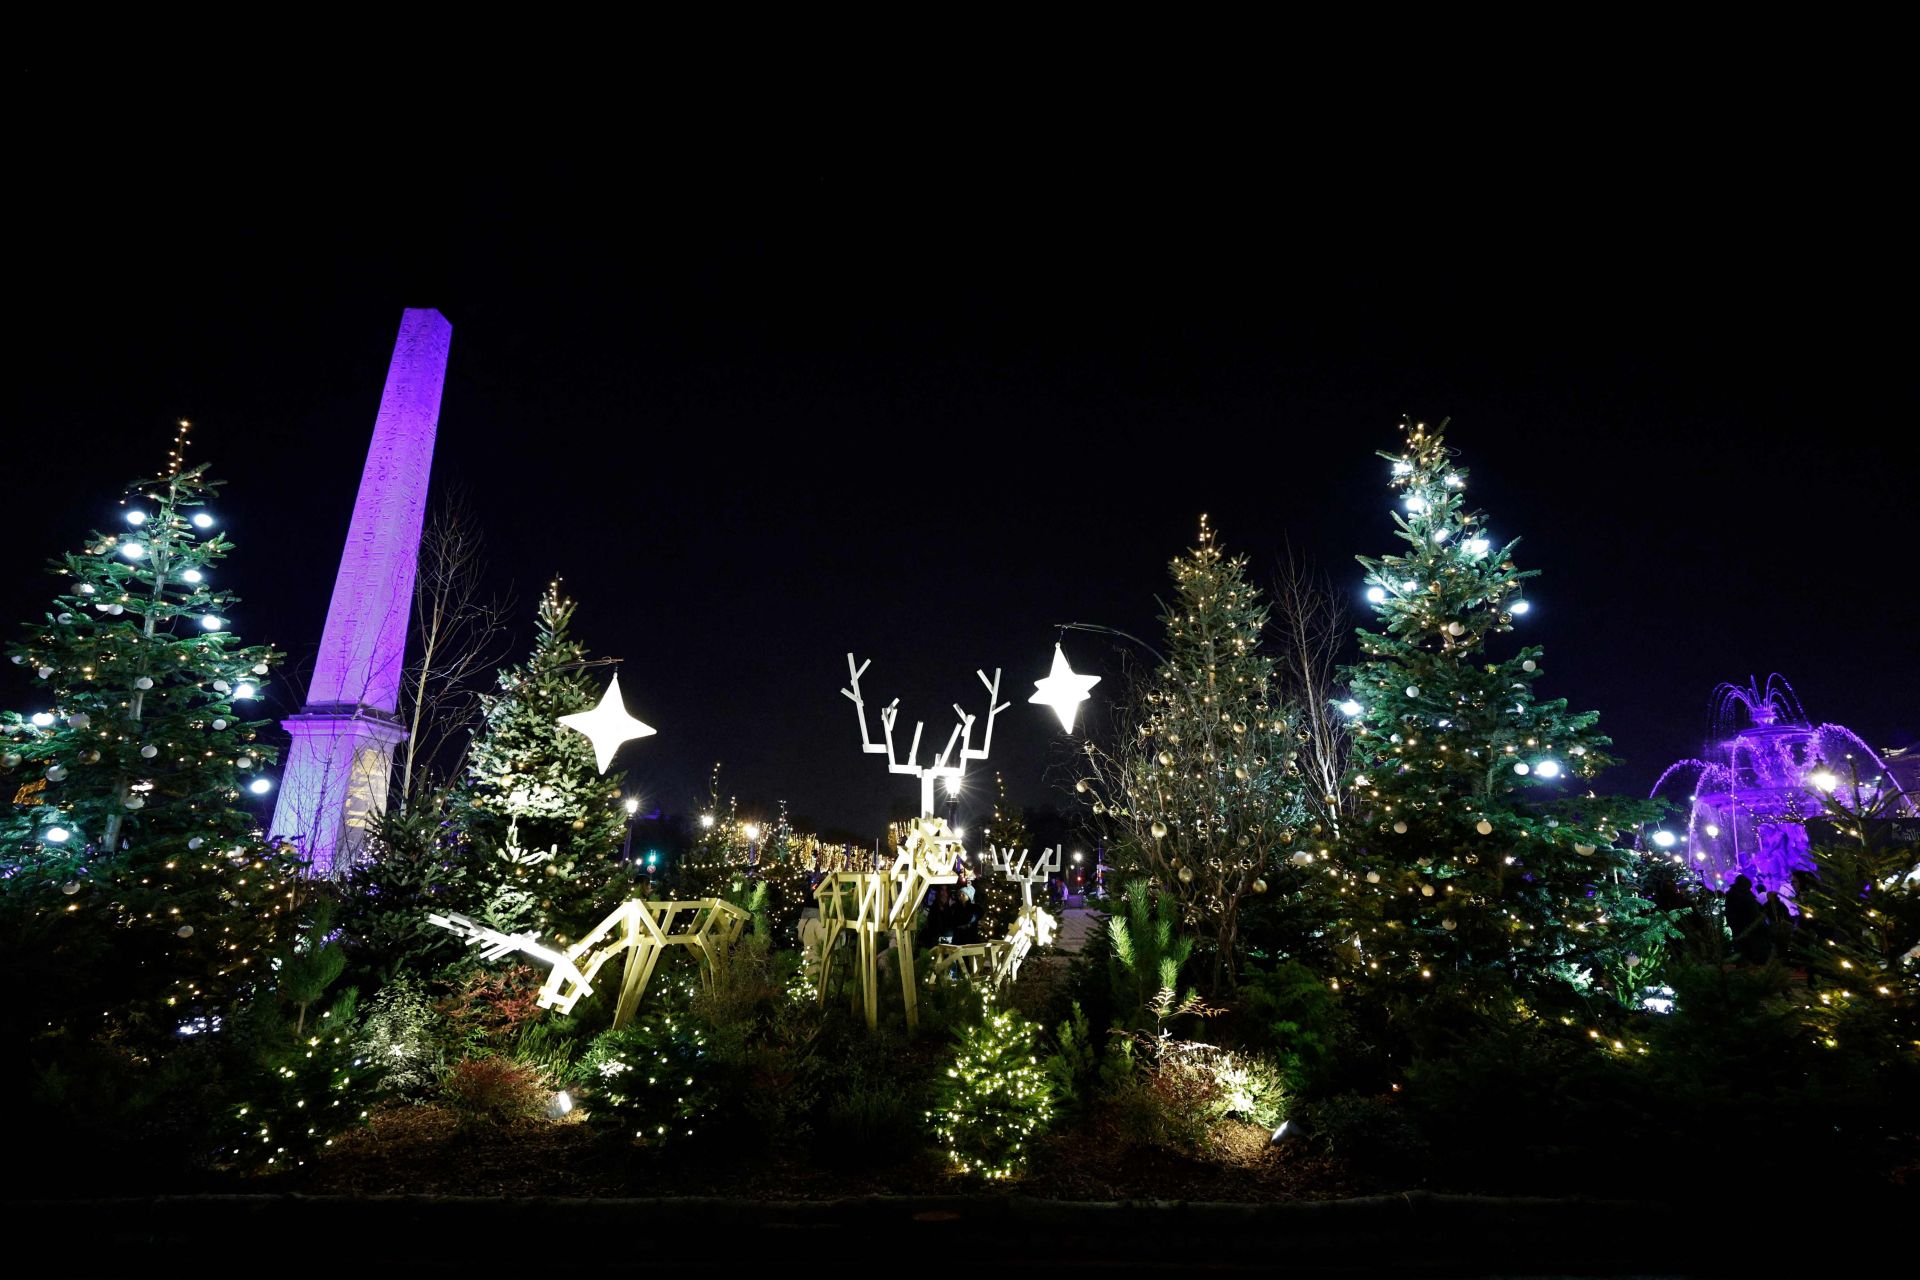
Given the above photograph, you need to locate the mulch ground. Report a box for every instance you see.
[290,1102,1357,1201]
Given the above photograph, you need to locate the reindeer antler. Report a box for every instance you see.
[844,656,1010,816]
[987,845,1063,910]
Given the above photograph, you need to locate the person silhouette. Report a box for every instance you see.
[1725,874,1768,964]
[1762,888,1793,961]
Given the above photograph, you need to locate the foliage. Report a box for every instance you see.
[456,582,630,945]
[219,989,365,1172]
[439,964,547,1055]
[1288,1093,1430,1181]
[1227,960,1351,1093]
[927,999,1055,1179]
[1,457,281,865]
[353,974,445,1098]
[977,772,1031,939]
[1107,879,1202,1029]
[1080,518,1313,988]
[817,1027,923,1164]
[1042,1000,1102,1119]
[342,789,469,984]
[1337,419,1672,1004]
[1789,820,1918,1073]
[278,901,347,1036]
[440,1055,549,1125]
[1104,1020,1286,1155]
[577,1010,720,1147]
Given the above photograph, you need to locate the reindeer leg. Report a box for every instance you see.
[614,940,662,1030]
[896,926,919,1031]
[861,926,879,1029]
[816,915,842,1008]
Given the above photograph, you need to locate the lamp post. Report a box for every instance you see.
[943,772,962,837]
[743,822,761,864]
[622,796,640,863]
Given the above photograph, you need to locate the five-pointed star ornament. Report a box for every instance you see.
[559,671,657,773]
[1030,643,1101,733]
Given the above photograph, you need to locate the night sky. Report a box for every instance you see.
[11,148,1915,840]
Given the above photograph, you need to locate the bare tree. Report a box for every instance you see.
[397,491,514,805]
[1271,547,1351,837]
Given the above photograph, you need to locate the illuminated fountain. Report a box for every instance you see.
[1648,675,1913,900]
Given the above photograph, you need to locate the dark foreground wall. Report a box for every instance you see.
[0,1190,1867,1276]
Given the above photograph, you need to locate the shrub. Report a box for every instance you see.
[577,1012,720,1147]
[440,964,546,1053]
[354,974,445,1098]
[1043,1001,1102,1119]
[440,1056,548,1125]
[825,1072,919,1162]
[1292,1092,1429,1180]
[1228,960,1350,1093]
[928,1001,1055,1180]
[222,990,367,1170]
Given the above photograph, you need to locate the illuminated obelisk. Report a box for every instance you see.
[270,308,452,874]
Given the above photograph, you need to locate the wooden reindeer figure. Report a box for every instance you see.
[429,896,751,1030]
[929,845,1061,989]
[816,653,1007,1029]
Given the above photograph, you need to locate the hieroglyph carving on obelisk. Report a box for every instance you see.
[270,308,451,874]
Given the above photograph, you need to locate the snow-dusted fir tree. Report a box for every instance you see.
[1083,518,1311,989]
[1337,419,1666,999]
[457,582,628,944]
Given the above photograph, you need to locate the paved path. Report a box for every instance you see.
[1052,905,1103,954]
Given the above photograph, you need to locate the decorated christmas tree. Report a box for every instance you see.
[1337,419,1667,1000]
[977,772,1032,939]
[2,429,282,865]
[1083,518,1312,989]
[0,432,302,1044]
[456,582,630,944]
[928,998,1056,1179]
[676,762,748,898]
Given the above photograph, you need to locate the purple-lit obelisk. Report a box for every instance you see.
[270,308,452,874]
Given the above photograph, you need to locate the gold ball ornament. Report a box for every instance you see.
[1476,820,1493,835]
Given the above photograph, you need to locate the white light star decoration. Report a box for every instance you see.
[1030,643,1100,733]
[559,671,657,773]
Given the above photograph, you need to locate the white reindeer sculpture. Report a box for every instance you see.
[814,653,1007,1029]
[928,845,1061,990]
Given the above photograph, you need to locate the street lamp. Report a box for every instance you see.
[621,796,641,862]
[743,823,761,863]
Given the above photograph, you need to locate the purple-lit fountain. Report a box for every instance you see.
[1648,675,1913,900]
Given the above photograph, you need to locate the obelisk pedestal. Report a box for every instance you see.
[270,308,451,874]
